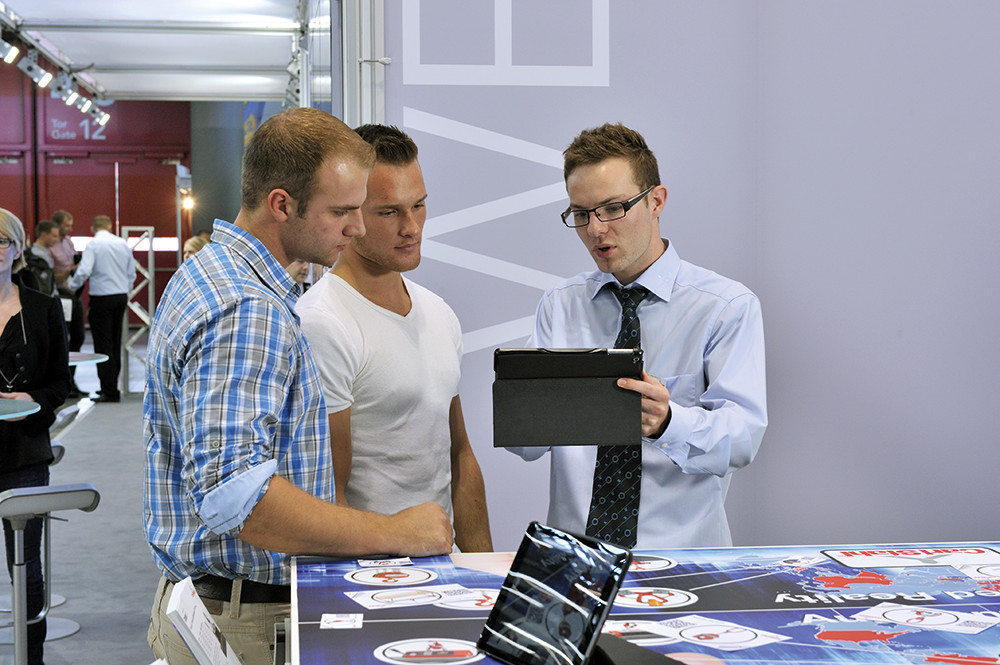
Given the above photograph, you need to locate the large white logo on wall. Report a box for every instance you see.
[398,1,612,353]
[403,0,609,87]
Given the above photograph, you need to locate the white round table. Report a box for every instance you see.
[67,352,109,367]
[0,398,40,421]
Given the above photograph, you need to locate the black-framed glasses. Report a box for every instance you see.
[560,186,655,228]
[0,237,14,248]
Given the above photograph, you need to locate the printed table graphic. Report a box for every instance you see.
[293,543,1000,664]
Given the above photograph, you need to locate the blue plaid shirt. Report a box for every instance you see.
[143,220,331,586]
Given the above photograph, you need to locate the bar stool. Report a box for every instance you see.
[0,484,100,665]
[0,407,88,624]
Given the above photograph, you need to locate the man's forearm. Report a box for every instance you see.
[452,450,493,552]
[238,475,453,557]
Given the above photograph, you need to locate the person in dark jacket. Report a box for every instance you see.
[0,208,71,665]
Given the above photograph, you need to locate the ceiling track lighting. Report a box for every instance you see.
[3,10,108,124]
[50,72,79,105]
[87,104,110,126]
[5,45,111,125]
[16,49,53,88]
[0,37,18,64]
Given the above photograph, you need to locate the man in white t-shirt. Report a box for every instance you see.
[297,125,493,552]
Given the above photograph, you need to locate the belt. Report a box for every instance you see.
[191,575,291,604]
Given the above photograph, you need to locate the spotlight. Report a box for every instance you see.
[50,73,79,105]
[16,50,53,88]
[88,105,110,126]
[75,96,92,113]
[0,39,18,64]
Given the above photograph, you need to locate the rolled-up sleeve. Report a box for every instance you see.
[180,296,300,535]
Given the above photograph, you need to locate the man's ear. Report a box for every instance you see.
[650,184,668,217]
[266,189,294,222]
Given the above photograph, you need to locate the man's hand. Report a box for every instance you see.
[386,502,453,556]
[617,371,671,438]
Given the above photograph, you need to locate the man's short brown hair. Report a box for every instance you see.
[354,124,419,166]
[35,220,59,238]
[241,107,375,215]
[563,123,660,191]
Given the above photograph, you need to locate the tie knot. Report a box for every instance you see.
[609,284,649,314]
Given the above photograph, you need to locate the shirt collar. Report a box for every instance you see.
[211,219,300,311]
[587,239,681,303]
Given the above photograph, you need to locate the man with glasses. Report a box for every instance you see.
[508,123,767,549]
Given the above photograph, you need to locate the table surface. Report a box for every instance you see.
[292,542,1000,665]
[67,352,109,366]
[0,398,40,420]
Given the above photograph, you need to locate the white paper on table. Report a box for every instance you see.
[320,613,364,629]
[357,557,413,567]
[852,602,1000,635]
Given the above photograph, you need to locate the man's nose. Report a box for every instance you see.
[585,212,608,236]
[400,210,422,236]
[346,209,366,238]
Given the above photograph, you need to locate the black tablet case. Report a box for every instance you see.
[477,522,633,665]
[492,348,643,447]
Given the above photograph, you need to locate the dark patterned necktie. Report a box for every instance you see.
[585,284,649,548]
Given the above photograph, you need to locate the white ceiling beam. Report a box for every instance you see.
[19,19,299,35]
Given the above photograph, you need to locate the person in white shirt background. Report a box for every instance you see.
[66,214,136,403]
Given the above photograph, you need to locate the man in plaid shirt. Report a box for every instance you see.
[144,108,453,665]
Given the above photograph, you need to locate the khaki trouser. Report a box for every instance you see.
[148,575,290,665]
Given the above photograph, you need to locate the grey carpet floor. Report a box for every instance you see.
[1,339,161,665]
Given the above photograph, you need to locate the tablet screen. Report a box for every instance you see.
[477,522,632,665]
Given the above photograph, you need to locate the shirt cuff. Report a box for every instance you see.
[647,402,695,464]
[199,459,278,534]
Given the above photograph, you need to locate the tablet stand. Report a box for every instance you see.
[590,633,685,665]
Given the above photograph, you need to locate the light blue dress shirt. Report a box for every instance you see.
[509,241,767,548]
[66,229,135,295]
[143,220,330,585]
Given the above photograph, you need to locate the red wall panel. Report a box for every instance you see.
[2,62,192,319]
[38,99,189,157]
[0,61,35,223]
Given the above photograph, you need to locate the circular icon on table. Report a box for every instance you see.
[629,555,678,573]
[345,567,437,586]
[882,607,959,626]
[970,565,1000,579]
[679,624,760,646]
[367,587,446,608]
[434,588,499,611]
[615,587,698,609]
[374,638,483,664]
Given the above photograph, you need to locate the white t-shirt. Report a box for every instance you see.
[297,273,462,518]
